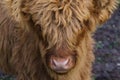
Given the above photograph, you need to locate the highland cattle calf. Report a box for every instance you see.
[0,0,118,80]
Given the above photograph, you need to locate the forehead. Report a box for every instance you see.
[27,0,92,49]
[29,0,92,27]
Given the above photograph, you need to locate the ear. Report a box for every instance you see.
[85,0,118,33]
[4,0,31,29]
[92,0,118,25]
[0,0,19,26]
[4,0,24,22]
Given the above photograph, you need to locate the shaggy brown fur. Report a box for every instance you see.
[0,0,118,80]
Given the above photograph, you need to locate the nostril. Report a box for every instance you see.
[51,58,71,73]
[53,58,69,67]
[48,56,75,73]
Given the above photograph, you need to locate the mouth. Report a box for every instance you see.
[53,68,68,74]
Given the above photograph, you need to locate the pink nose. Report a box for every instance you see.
[50,57,74,73]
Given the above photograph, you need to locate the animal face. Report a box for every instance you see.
[20,0,117,74]
[22,0,90,74]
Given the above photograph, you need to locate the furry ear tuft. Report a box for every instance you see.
[92,0,118,25]
[8,0,31,30]
[83,0,118,33]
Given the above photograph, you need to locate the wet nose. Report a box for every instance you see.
[51,57,74,73]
